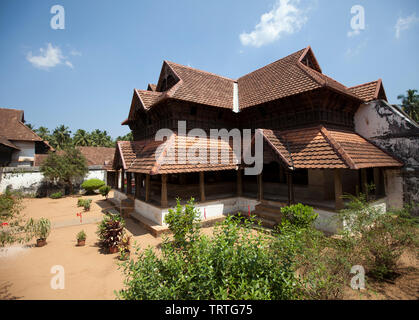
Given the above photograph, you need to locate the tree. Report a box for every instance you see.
[116,132,133,142]
[35,126,51,141]
[90,129,114,147]
[25,123,35,130]
[73,129,92,146]
[51,125,72,150]
[397,89,419,123]
[40,148,88,194]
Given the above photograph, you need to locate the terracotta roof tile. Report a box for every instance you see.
[114,133,239,175]
[349,80,385,102]
[165,61,235,109]
[0,108,43,142]
[0,135,19,150]
[262,126,403,170]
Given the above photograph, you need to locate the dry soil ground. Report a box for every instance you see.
[0,193,418,300]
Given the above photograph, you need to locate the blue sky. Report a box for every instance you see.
[0,0,418,138]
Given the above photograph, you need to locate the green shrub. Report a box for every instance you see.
[117,202,300,300]
[164,198,201,248]
[26,218,51,240]
[99,185,111,200]
[50,191,63,199]
[338,193,418,280]
[77,230,86,241]
[81,179,105,194]
[77,198,92,211]
[280,203,318,229]
[0,191,29,247]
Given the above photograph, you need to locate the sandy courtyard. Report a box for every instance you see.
[0,193,171,300]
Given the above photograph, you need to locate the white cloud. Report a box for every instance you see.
[395,13,419,39]
[239,0,308,47]
[70,49,82,56]
[26,43,75,70]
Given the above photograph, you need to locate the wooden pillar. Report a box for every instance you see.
[334,169,344,210]
[199,171,206,202]
[257,173,263,202]
[373,168,381,197]
[286,172,294,205]
[361,168,367,195]
[135,173,142,200]
[113,172,118,188]
[145,174,150,203]
[120,169,125,193]
[236,169,243,197]
[126,172,132,195]
[161,174,168,208]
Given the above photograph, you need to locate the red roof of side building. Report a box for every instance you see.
[0,108,44,142]
[261,126,403,170]
[348,79,387,102]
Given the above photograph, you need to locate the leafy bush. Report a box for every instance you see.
[117,202,300,300]
[280,203,318,229]
[50,191,63,199]
[99,185,111,200]
[77,230,86,241]
[97,213,125,252]
[0,190,29,247]
[338,193,418,280]
[77,198,92,211]
[81,179,105,194]
[164,198,201,248]
[26,218,51,240]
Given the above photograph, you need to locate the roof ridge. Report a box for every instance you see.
[165,60,235,82]
[348,79,379,89]
[319,126,357,169]
[237,47,307,80]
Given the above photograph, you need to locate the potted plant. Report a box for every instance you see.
[32,218,51,247]
[96,213,125,254]
[76,230,86,246]
[118,234,131,260]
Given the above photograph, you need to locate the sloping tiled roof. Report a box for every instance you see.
[238,47,360,109]
[136,90,165,109]
[0,108,43,142]
[262,126,403,170]
[147,84,157,91]
[114,133,239,175]
[0,135,19,150]
[164,61,235,109]
[349,80,386,102]
[34,147,115,168]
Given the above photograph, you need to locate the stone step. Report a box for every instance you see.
[255,204,284,214]
[252,209,282,223]
[253,216,278,229]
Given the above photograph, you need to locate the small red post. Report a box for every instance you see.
[248,205,250,217]
[77,212,82,223]
[204,208,206,220]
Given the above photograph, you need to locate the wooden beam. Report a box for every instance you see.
[361,168,367,195]
[120,169,125,193]
[257,173,263,202]
[286,172,295,205]
[200,171,206,202]
[334,169,344,210]
[161,174,168,208]
[373,168,381,197]
[126,172,132,195]
[145,174,150,203]
[237,169,243,197]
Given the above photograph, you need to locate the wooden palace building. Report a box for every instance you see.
[109,46,403,233]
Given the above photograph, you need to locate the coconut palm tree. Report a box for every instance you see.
[397,89,419,123]
[73,129,92,146]
[52,125,72,150]
[35,126,51,141]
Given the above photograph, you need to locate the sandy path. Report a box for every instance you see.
[0,194,216,300]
